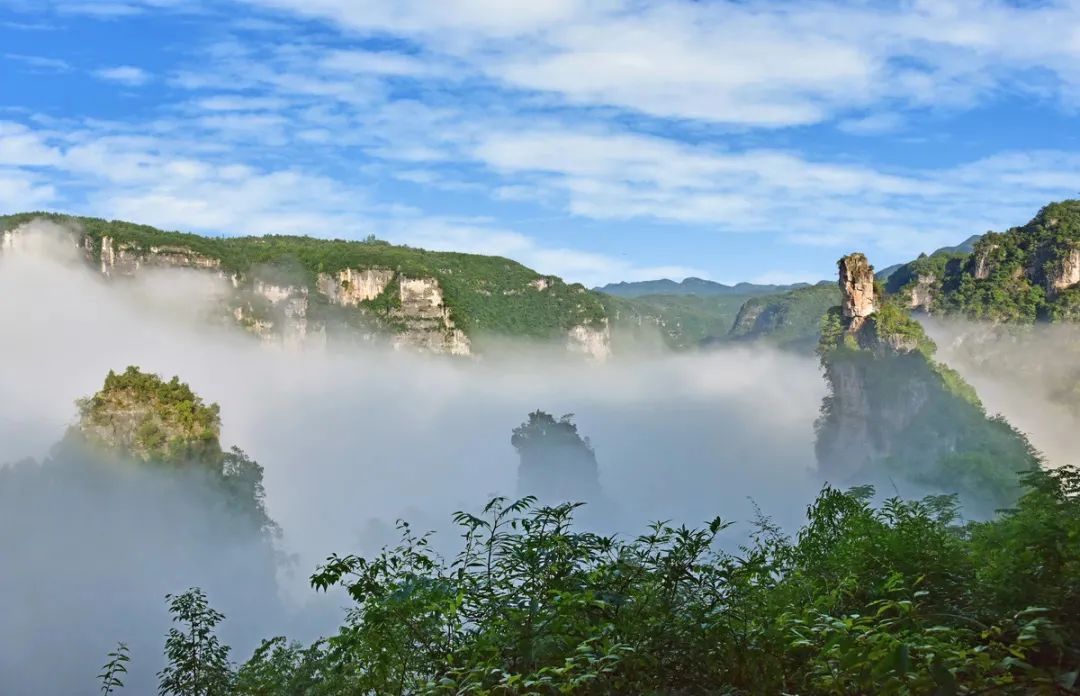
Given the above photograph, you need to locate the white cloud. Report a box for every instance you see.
[238,0,1080,127]
[243,0,582,37]
[5,53,71,72]
[94,65,152,86]
[0,170,56,210]
[193,95,291,112]
[467,127,939,225]
[0,122,63,166]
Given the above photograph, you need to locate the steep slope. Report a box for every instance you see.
[724,281,841,353]
[815,253,1038,511]
[0,213,610,358]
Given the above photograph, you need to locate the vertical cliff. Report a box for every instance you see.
[816,253,1037,510]
[390,276,472,355]
[839,252,877,332]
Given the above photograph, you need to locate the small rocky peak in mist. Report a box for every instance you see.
[512,410,601,504]
[0,366,284,694]
[75,365,225,464]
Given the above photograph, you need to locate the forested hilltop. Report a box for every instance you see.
[887,200,1080,321]
[0,213,609,357]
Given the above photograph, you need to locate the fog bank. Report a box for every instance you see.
[0,225,826,693]
[924,317,1080,469]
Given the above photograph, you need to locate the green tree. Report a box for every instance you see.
[158,588,233,696]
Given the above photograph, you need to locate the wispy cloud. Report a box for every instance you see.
[5,53,71,72]
[93,65,152,86]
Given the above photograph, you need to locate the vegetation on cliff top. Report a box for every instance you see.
[0,212,607,340]
[907,200,1080,322]
[70,366,276,536]
[77,366,223,464]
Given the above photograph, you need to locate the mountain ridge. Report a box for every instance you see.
[0,212,612,358]
[595,276,812,298]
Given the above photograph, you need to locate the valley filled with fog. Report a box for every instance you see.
[0,229,827,693]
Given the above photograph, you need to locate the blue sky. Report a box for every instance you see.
[2,0,1079,286]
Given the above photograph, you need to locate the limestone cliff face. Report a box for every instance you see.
[84,231,469,354]
[1,228,20,252]
[316,268,395,306]
[839,253,877,332]
[391,276,471,356]
[972,242,999,280]
[566,320,612,361]
[250,282,324,349]
[1045,244,1080,297]
[95,236,225,277]
[908,274,936,311]
[816,252,1036,508]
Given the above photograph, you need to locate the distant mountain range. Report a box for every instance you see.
[595,277,812,298]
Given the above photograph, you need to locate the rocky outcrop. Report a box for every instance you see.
[95,236,223,277]
[391,276,471,356]
[972,242,999,280]
[75,366,223,464]
[909,274,936,311]
[839,253,876,332]
[317,268,395,306]
[566,321,612,361]
[815,252,1036,509]
[1046,245,1080,297]
[512,411,601,504]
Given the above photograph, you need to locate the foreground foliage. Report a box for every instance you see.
[128,467,1080,695]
